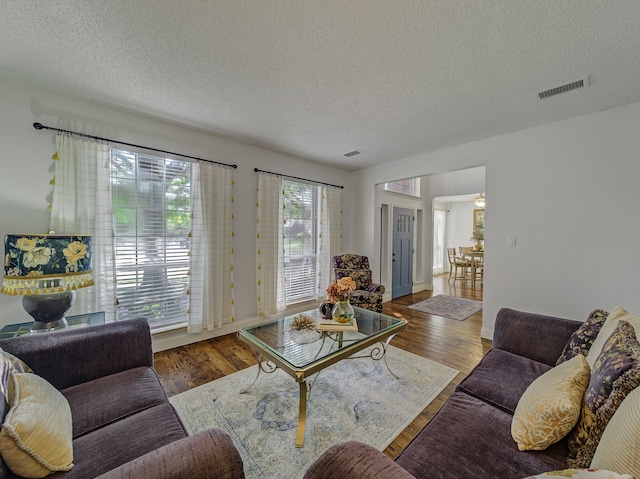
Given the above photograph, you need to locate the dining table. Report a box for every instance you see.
[462,249,484,286]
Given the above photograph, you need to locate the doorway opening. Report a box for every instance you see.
[374,166,485,301]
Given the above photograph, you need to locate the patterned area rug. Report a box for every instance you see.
[407,294,483,321]
[170,345,458,479]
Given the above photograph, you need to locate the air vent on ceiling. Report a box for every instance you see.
[538,76,589,99]
[343,150,361,157]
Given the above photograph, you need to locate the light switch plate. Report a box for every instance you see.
[507,236,516,247]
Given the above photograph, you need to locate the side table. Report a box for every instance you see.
[0,312,106,338]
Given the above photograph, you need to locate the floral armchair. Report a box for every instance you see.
[331,254,385,312]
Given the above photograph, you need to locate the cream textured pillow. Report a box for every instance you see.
[586,306,640,369]
[0,370,73,478]
[590,386,640,478]
[524,469,633,479]
[512,354,590,451]
[0,348,32,404]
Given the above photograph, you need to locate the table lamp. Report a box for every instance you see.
[2,234,94,333]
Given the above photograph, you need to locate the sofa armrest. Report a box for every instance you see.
[303,441,415,479]
[95,429,245,479]
[492,308,580,366]
[366,283,385,295]
[0,318,153,390]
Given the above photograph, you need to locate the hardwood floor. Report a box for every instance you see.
[154,274,492,459]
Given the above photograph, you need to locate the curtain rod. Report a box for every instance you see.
[32,122,237,169]
[253,168,343,189]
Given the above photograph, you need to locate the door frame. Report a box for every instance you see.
[375,198,423,302]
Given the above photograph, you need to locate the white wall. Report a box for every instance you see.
[0,78,350,349]
[351,102,640,339]
[445,202,479,253]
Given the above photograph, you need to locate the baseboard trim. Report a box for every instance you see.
[480,326,493,341]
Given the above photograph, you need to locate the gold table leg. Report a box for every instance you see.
[295,379,308,448]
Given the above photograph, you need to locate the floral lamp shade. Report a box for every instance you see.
[3,234,94,295]
[2,234,94,333]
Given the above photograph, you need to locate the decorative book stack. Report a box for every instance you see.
[316,317,358,332]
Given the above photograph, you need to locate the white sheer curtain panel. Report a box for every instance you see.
[49,134,117,321]
[256,173,286,316]
[317,185,342,298]
[187,162,234,333]
[433,208,446,275]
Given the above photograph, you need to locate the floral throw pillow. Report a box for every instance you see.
[557,309,609,366]
[567,320,640,468]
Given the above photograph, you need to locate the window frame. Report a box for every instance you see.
[384,178,421,198]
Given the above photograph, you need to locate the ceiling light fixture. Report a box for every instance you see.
[474,193,485,208]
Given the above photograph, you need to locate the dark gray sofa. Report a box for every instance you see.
[0,318,245,479]
[304,308,582,479]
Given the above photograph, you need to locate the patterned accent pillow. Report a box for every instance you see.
[557,309,609,366]
[586,307,640,369]
[567,320,640,468]
[512,354,590,451]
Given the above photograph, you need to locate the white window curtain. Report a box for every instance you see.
[317,185,342,298]
[187,162,234,333]
[433,208,446,275]
[256,173,286,316]
[49,134,117,321]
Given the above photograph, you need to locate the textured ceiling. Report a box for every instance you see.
[2,1,640,171]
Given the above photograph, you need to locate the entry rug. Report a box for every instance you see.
[170,345,458,479]
[407,294,483,321]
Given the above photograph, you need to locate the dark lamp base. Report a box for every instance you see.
[22,291,76,334]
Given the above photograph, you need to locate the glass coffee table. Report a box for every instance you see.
[237,306,408,447]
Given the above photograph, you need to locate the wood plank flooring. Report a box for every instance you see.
[154,274,491,460]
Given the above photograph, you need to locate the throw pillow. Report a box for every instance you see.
[523,469,633,479]
[0,370,74,478]
[567,320,640,468]
[0,348,32,406]
[585,307,640,369]
[590,386,640,478]
[512,354,590,451]
[557,309,609,366]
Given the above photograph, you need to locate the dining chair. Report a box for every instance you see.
[472,255,484,286]
[447,247,471,283]
[459,246,474,256]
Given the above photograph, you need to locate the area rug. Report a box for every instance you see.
[407,294,483,321]
[170,345,458,479]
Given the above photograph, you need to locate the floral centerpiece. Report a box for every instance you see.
[471,229,484,251]
[326,277,357,323]
[326,277,357,303]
